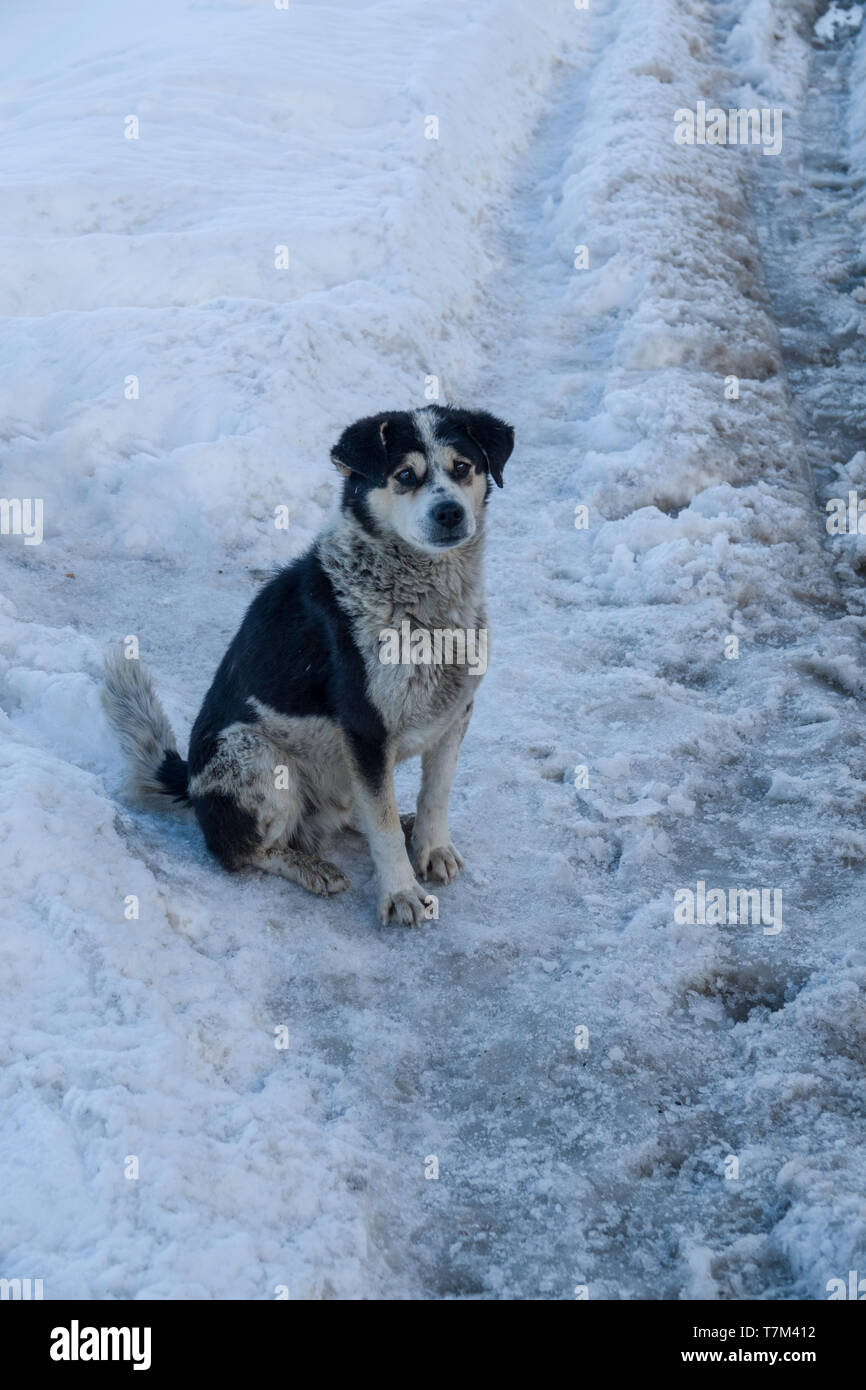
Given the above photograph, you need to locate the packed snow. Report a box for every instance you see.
[1,0,865,1299]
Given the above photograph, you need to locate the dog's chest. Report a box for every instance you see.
[320,523,486,750]
[357,592,484,746]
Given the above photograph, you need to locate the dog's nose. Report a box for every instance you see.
[432,500,464,530]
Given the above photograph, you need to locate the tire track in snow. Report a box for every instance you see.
[704,0,866,1295]
[732,3,866,605]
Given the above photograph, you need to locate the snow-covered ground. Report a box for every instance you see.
[1,0,865,1299]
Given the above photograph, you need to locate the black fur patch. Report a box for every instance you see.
[332,412,426,538]
[194,792,260,872]
[155,749,190,802]
[331,411,423,485]
[426,405,514,488]
[187,547,387,813]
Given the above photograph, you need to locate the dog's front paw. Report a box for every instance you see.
[412,841,464,885]
[378,880,438,927]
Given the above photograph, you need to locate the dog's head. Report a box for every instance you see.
[331,405,514,554]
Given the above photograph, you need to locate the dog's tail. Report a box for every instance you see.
[102,650,190,804]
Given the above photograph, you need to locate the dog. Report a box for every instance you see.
[103,404,514,925]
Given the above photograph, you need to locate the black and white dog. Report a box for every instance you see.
[103,404,514,925]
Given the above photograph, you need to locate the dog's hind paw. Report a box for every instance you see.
[378,881,438,927]
[256,846,350,895]
[412,842,464,885]
[304,859,351,896]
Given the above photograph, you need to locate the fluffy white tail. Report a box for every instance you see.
[102,651,189,802]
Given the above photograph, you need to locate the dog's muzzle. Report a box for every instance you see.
[427,499,470,547]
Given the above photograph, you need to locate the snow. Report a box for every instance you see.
[815,3,864,43]
[1,0,865,1299]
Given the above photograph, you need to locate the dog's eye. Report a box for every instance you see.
[394,467,417,487]
[452,459,471,479]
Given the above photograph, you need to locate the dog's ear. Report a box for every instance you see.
[331,414,390,482]
[463,411,514,488]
